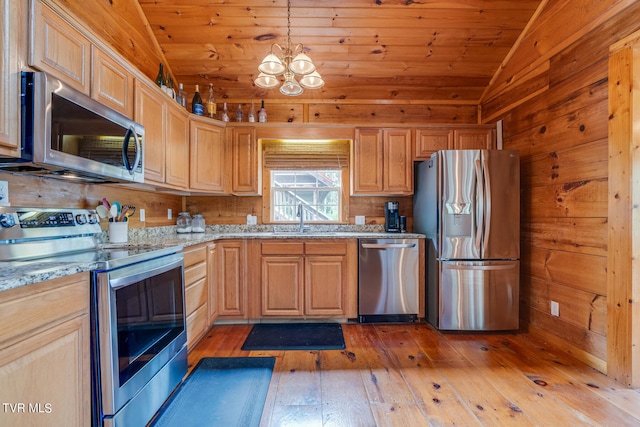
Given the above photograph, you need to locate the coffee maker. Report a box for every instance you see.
[384,201,401,233]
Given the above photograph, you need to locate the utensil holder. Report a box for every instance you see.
[109,221,128,243]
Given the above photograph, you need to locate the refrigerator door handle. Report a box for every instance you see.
[474,159,484,252]
[444,264,515,271]
[483,156,492,253]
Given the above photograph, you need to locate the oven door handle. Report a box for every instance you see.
[107,253,184,290]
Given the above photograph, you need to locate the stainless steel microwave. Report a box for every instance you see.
[0,72,144,183]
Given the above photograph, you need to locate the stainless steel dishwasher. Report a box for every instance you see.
[358,238,420,322]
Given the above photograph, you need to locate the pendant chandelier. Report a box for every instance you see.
[254,0,324,96]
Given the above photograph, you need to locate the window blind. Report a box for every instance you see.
[262,139,350,170]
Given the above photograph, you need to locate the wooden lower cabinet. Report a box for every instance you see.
[260,240,356,318]
[0,272,90,427]
[214,240,246,318]
[183,244,208,350]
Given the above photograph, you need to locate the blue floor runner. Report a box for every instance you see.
[150,357,275,427]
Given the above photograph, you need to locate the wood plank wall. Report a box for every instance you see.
[481,0,640,372]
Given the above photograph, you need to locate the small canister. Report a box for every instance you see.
[176,212,192,233]
[192,214,206,233]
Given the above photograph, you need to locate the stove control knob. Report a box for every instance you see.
[75,214,87,225]
[0,213,16,228]
[87,213,99,224]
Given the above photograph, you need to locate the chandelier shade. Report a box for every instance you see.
[254,0,323,96]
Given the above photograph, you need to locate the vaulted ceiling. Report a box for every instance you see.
[137,0,543,102]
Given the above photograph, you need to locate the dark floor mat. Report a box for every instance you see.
[241,322,346,350]
[150,357,275,427]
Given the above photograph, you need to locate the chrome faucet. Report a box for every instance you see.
[297,203,309,232]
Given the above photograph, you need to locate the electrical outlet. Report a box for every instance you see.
[139,208,146,222]
[550,301,560,317]
[355,215,365,225]
[0,180,9,206]
[167,208,172,219]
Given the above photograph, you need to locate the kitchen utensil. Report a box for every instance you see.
[118,206,129,222]
[122,205,136,219]
[110,204,119,220]
[102,198,111,209]
[96,205,109,219]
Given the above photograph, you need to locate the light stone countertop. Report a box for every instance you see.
[0,224,425,292]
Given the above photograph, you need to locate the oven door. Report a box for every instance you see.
[92,252,186,423]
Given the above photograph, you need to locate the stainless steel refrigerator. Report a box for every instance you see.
[414,150,520,331]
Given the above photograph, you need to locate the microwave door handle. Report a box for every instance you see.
[122,126,141,175]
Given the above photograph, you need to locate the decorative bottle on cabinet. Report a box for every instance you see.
[221,102,229,122]
[206,84,216,118]
[177,83,187,109]
[155,63,165,88]
[192,85,204,116]
[236,104,243,122]
[258,100,267,122]
[248,100,256,122]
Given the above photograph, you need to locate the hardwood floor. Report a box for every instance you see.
[188,322,640,426]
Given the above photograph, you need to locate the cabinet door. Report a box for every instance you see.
[261,256,304,316]
[231,127,260,195]
[165,103,189,189]
[0,0,19,155]
[207,243,218,323]
[217,241,245,317]
[454,128,495,150]
[91,46,133,118]
[415,128,452,160]
[30,0,90,94]
[190,120,225,192]
[352,128,384,194]
[305,255,346,316]
[384,128,413,194]
[135,80,165,184]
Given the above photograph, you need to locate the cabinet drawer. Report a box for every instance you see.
[0,272,89,347]
[186,303,208,350]
[184,246,207,267]
[185,277,207,315]
[305,241,347,255]
[262,241,304,255]
[185,262,206,286]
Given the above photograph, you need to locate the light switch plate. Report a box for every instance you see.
[0,180,9,206]
[246,214,257,225]
[550,301,560,317]
[355,215,365,225]
[167,208,172,219]
[139,208,146,222]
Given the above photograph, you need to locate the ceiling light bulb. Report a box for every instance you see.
[258,53,286,75]
[289,52,316,75]
[254,72,280,89]
[299,70,325,89]
[280,72,303,96]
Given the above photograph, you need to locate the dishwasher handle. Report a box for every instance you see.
[361,243,416,249]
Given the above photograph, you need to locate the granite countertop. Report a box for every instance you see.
[0,224,425,292]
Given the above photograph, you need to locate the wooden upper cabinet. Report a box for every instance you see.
[165,103,190,189]
[415,128,453,160]
[0,0,19,155]
[352,128,384,193]
[231,127,260,195]
[91,46,133,118]
[134,79,165,184]
[190,118,225,193]
[454,127,495,150]
[30,0,90,94]
[352,128,412,195]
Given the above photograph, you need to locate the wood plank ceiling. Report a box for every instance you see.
[137,0,543,102]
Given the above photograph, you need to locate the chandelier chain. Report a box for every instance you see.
[287,0,291,47]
